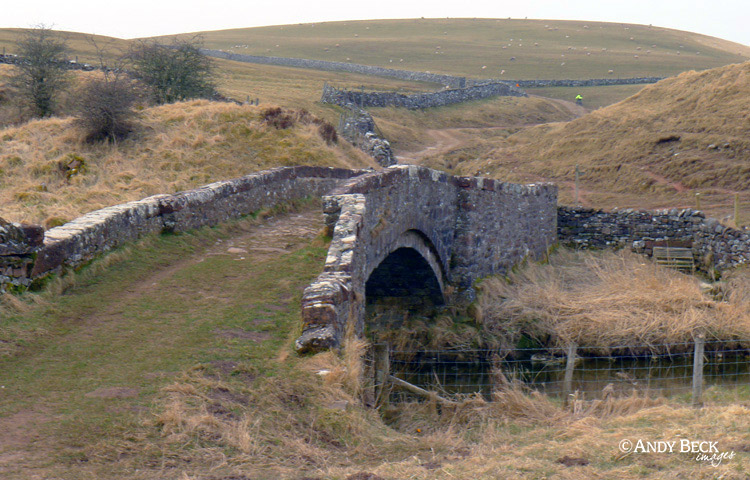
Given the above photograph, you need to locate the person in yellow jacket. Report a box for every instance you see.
[575,94,583,105]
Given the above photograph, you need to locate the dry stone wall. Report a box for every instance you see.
[0,166,366,292]
[468,77,663,88]
[321,82,526,109]
[337,106,395,166]
[200,49,663,91]
[201,49,466,87]
[558,206,750,271]
[296,165,557,353]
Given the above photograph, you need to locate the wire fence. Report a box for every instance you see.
[692,193,750,229]
[384,339,750,405]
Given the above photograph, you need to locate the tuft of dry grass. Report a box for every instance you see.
[476,249,750,351]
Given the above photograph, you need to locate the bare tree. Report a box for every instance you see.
[75,37,143,143]
[128,37,215,104]
[12,25,69,117]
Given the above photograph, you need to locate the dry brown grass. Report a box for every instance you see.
[411,62,750,221]
[434,61,750,215]
[147,345,750,479]
[0,100,374,225]
[476,249,750,351]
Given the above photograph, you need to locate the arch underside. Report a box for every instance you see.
[364,229,447,313]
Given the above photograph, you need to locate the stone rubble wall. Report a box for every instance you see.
[337,105,395,166]
[321,82,526,110]
[296,165,557,353]
[558,206,750,271]
[0,166,367,292]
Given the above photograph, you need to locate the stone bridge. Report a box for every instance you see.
[295,165,558,353]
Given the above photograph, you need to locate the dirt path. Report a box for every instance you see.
[396,128,469,164]
[532,95,590,118]
[0,210,324,478]
[395,95,589,165]
[642,169,688,193]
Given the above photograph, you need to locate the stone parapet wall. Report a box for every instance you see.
[558,206,750,271]
[1,166,366,292]
[0,222,45,290]
[321,82,526,109]
[297,165,557,353]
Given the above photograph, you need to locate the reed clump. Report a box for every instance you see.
[476,249,750,352]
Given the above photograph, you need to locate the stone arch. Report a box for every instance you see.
[364,229,447,313]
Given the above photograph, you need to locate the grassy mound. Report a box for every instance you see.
[0,100,373,225]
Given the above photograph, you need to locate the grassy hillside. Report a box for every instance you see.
[181,18,750,80]
[422,61,750,218]
[212,57,440,120]
[0,28,130,64]
[0,100,374,226]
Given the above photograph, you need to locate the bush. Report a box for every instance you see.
[75,75,142,142]
[11,25,70,117]
[128,37,215,104]
[318,122,338,145]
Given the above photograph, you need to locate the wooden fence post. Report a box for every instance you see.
[734,193,740,226]
[374,344,390,408]
[563,343,577,407]
[692,335,705,408]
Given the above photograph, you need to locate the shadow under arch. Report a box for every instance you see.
[364,229,447,320]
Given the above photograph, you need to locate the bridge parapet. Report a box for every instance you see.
[296,165,557,353]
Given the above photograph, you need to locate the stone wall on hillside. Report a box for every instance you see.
[558,206,750,271]
[336,105,395,166]
[0,166,367,292]
[201,49,467,87]
[468,77,664,88]
[0,53,96,71]
[321,82,526,109]
[200,49,664,91]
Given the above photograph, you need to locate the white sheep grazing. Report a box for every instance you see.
[608,69,614,74]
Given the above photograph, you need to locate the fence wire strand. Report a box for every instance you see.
[386,341,750,403]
